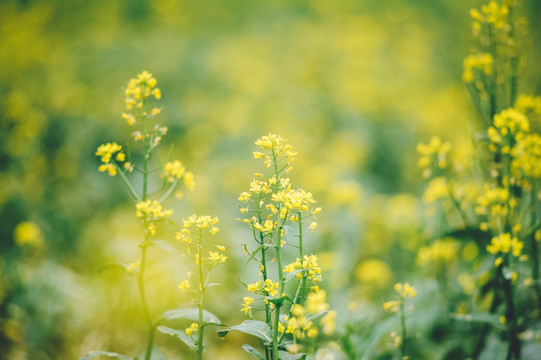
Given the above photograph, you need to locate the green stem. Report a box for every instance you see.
[142,116,149,201]
[256,202,272,360]
[499,264,520,360]
[197,231,205,360]
[400,301,407,358]
[297,214,307,306]
[139,242,155,360]
[509,6,518,107]
[446,183,468,228]
[115,162,141,202]
[272,228,284,360]
[488,24,497,121]
[140,112,155,360]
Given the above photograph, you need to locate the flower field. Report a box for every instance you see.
[1,0,541,359]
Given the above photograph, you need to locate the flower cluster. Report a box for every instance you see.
[124,70,161,111]
[284,255,322,283]
[185,322,198,337]
[416,238,459,268]
[514,95,541,115]
[253,133,297,169]
[475,185,511,218]
[246,279,279,298]
[486,233,523,258]
[511,133,541,186]
[470,1,509,31]
[417,136,452,179]
[462,53,494,83]
[383,283,417,314]
[488,108,529,153]
[95,142,126,176]
[278,291,336,341]
[135,200,173,235]
[175,215,224,266]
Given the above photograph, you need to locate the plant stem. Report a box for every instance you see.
[256,202,272,360]
[499,265,520,360]
[400,301,407,358]
[197,231,205,360]
[139,242,155,360]
[140,113,155,360]
[272,225,284,360]
[528,185,541,312]
[488,24,497,121]
[115,162,141,202]
[509,5,518,107]
[142,116,149,201]
[297,214,307,306]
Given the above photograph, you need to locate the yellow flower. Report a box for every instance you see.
[417,238,459,268]
[121,113,136,126]
[306,290,330,314]
[417,136,452,176]
[163,160,186,182]
[383,300,400,313]
[206,251,227,267]
[486,233,523,258]
[185,322,198,336]
[135,200,173,220]
[125,71,161,110]
[14,221,44,248]
[321,310,337,335]
[95,142,125,176]
[263,279,279,297]
[178,280,190,292]
[241,296,254,314]
[247,280,262,294]
[462,53,493,83]
[127,261,141,275]
[183,171,195,190]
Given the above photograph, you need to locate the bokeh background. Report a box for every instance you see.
[1,0,540,359]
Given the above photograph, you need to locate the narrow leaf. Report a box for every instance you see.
[242,344,265,360]
[243,245,264,267]
[157,326,196,351]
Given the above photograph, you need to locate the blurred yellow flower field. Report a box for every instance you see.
[1,0,541,359]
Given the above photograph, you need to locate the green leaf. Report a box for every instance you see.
[360,316,399,360]
[136,348,167,360]
[242,344,265,360]
[265,295,288,307]
[278,351,307,360]
[218,320,272,343]
[156,326,196,351]
[205,283,222,288]
[152,239,174,251]
[79,351,133,360]
[451,313,504,329]
[284,269,304,282]
[159,307,221,324]
[98,263,129,274]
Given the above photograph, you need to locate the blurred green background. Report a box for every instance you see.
[1,0,540,359]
